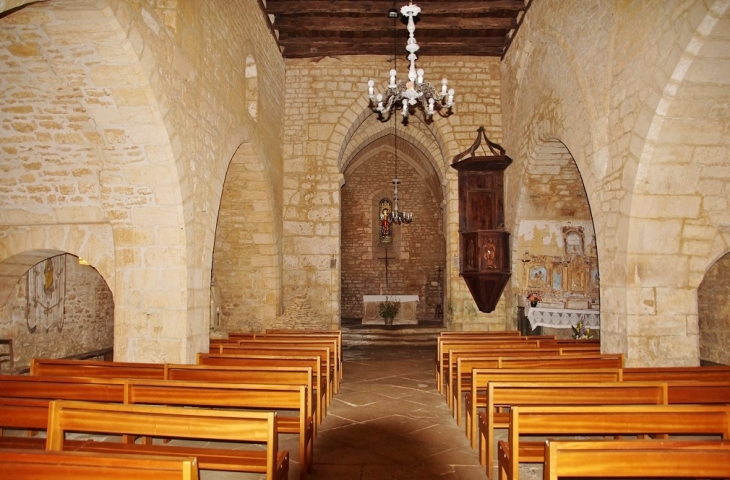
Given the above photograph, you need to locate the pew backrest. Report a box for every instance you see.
[543,439,730,480]
[0,449,200,480]
[30,358,165,379]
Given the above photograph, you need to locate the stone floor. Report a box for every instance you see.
[204,345,514,479]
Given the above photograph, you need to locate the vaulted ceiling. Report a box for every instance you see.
[263,0,532,59]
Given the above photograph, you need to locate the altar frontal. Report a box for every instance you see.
[362,295,419,325]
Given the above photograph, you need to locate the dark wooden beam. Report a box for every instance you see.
[280,40,507,58]
[272,16,517,32]
[266,1,527,15]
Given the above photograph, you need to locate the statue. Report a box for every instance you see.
[483,238,496,269]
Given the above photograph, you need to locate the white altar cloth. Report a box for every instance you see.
[525,306,600,330]
[362,295,419,325]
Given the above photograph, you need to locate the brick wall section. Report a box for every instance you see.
[0,255,113,370]
[341,148,445,319]
[698,254,730,366]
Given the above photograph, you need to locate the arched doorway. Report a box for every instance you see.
[0,251,113,372]
[514,139,598,339]
[698,253,730,365]
[340,118,446,325]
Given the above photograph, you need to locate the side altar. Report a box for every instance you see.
[362,295,419,325]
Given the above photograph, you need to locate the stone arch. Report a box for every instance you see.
[0,0,190,362]
[212,140,280,333]
[623,0,730,366]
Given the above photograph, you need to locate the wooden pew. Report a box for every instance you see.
[623,365,730,381]
[0,376,313,479]
[216,345,332,407]
[0,449,200,480]
[498,404,730,480]
[228,336,340,383]
[197,352,325,422]
[164,363,321,425]
[666,380,730,404]
[227,330,344,383]
[542,439,730,480]
[46,400,289,480]
[212,347,329,419]
[30,358,165,379]
[463,368,623,447]
[478,381,668,478]
[460,353,625,443]
[445,348,562,413]
[124,379,313,480]
[437,339,543,393]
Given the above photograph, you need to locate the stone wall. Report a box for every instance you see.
[282,55,504,331]
[0,254,113,371]
[698,254,730,365]
[341,149,445,319]
[501,0,730,366]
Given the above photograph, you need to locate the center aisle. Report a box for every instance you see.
[305,346,489,480]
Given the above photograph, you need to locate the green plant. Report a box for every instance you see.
[378,297,400,322]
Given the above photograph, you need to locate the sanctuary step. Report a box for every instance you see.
[341,318,445,347]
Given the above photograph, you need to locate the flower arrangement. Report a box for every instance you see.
[378,297,400,325]
[526,293,542,306]
[572,322,594,339]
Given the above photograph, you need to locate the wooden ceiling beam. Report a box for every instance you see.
[279,42,508,58]
[272,16,517,31]
[266,1,527,15]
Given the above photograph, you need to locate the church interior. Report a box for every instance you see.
[1,0,730,477]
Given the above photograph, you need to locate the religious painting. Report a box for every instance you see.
[566,256,587,293]
[378,197,392,243]
[552,268,563,291]
[562,226,585,256]
[527,263,549,289]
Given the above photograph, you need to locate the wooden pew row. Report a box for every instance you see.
[217,344,333,411]
[444,347,562,411]
[477,381,669,478]
[498,406,730,480]
[31,358,165,378]
[197,351,327,421]
[0,449,200,480]
[436,339,545,394]
[226,338,340,393]
[542,439,730,480]
[29,358,326,427]
[46,400,289,480]
[124,379,313,480]
[0,375,314,480]
[456,354,625,431]
[443,342,604,404]
[463,368,624,448]
[247,330,343,382]
[446,349,619,415]
[623,365,730,381]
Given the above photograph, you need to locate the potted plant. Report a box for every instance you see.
[526,292,542,307]
[378,297,400,326]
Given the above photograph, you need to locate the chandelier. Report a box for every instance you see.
[367,1,455,122]
[389,119,413,225]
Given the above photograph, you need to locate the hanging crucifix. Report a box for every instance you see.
[378,248,395,287]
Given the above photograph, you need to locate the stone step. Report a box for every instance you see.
[342,325,445,347]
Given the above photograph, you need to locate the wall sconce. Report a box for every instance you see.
[521,251,531,263]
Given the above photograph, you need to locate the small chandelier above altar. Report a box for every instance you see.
[367,1,455,122]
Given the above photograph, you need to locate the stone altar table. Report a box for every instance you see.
[525,305,600,331]
[362,295,419,325]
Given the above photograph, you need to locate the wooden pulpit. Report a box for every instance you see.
[450,127,512,313]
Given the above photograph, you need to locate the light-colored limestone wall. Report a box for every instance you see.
[502,0,730,366]
[0,0,284,362]
[698,253,730,365]
[0,254,113,371]
[282,55,504,330]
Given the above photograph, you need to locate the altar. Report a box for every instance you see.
[362,295,419,325]
[525,305,600,331]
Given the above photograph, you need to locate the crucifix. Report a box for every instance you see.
[378,248,395,287]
